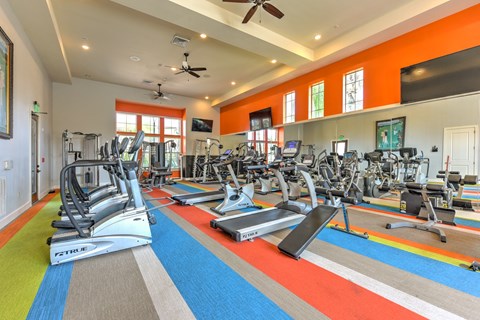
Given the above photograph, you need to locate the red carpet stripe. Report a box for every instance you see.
[151,189,424,319]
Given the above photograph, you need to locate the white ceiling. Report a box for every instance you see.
[7,0,479,107]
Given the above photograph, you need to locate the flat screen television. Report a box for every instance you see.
[191,118,213,133]
[401,45,480,104]
[249,107,272,131]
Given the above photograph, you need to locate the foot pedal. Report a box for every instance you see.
[148,213,157,225]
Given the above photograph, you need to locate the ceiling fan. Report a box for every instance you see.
[175,52,207,78]
[152,83,171,100]
[223,0,284,24]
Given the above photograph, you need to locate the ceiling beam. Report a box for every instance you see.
[8,0,71,84]
[111,0,314,67]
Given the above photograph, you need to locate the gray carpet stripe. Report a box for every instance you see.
[150,201,328,320]
[63,250,159,320]
[132,246,195,320]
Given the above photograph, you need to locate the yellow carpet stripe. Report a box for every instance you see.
[366,234,468,266]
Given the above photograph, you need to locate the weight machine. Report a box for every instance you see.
[192,138,223,183]
[61,130,101,188]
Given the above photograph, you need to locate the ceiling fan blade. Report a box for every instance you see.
[262,3,284,19]
[175,70,185,75]
[189,67,207,72]
[242,5,258,23]
[187,70,201,78]
[223,0,251,3]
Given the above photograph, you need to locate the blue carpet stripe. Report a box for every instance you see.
[316,228,480,297]
[146,202,291,320]
[26,263,74,320]
[454,217,480,229]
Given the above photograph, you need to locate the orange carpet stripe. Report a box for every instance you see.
[151,189,424,320]
[0,191,58,249]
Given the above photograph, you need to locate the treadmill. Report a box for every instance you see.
[210,141,318,242]
[172,149,233,205]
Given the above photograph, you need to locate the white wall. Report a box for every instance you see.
[52,77,219,185]
[289,93,480,176]
[0,0,53,229]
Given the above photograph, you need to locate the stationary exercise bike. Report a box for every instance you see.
[210,150,262,215]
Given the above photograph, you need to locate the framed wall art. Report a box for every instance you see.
[0,26,13,139]
[375,117,405,151]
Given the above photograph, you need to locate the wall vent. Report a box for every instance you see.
[171,34,190,48]
[0,177,5,216]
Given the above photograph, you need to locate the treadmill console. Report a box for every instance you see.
[282,140,302,159]
[219,149,233,161]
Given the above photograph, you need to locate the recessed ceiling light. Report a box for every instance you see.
[129,55,141,62]
[231,81,236,85]
[205,96,209,100]
[413,68,426,76]
[314,34,322,40]
[81,44,90,50]
[200,33,207,39]
[271,59,277,64]
[171,67,178,71]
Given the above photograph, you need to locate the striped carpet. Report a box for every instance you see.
[0,182,479,319]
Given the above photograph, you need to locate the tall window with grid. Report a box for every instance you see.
[116,112,182,169]
[247,128,279,162]
[343,69,364,113]
[163,118,181,169]
[284,91,296,124]
[309,82,325,119]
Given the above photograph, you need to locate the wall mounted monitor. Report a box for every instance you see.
[191,118,213,133]
[401,45,480,104]
[249,107,272,131]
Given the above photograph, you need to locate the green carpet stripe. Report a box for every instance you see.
[0,195,61,320]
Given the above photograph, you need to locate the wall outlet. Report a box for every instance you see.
[4,160,13,170]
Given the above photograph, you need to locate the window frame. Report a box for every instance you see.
[247,128,279,163]
[116,112,183,170]
[283,91,296,124]
[309,81,325,119]
[343,68,364,113]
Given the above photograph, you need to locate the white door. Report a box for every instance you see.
[443,126,477,176]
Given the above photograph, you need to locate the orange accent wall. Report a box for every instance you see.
[116,100,185,118]
[220,4,480,135]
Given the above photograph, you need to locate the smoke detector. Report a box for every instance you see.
[171,34,190,48]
